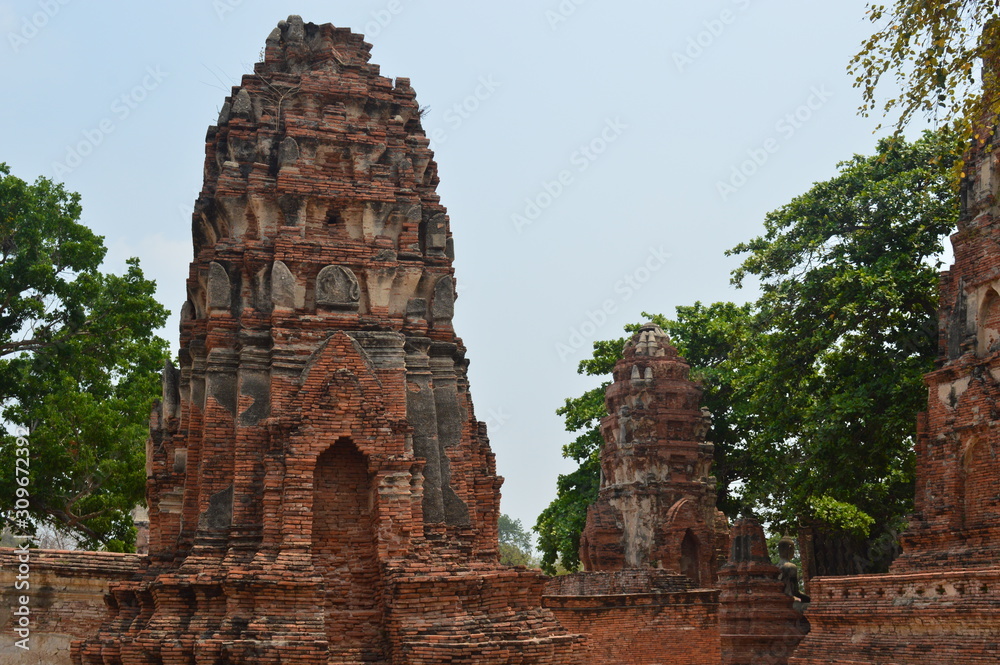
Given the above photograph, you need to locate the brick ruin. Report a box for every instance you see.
[718,518,809,665]
[0,551,142,664]
[1,16,998,665]
[788,115,1000,665]
[68,16,585,665]
[542,323,732,664]
[578,323,729,581]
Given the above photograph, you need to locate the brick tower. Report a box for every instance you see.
[579,323,729,584]
[73,17,583,665]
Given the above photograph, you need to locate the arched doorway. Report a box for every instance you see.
[312,438,383,656]
[680,530,701,585]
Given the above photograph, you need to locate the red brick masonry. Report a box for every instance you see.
[72,16,584,665]
[0,550,142,665]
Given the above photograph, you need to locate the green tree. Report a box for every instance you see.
[535,130,960,575]
[726,130,961,556]
[534,304,752,575]
[853,1,1000,140]
[498,513,535,567]
[0,163,169,551]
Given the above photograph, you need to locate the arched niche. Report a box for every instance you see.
[680,529,702,586]
[962,435,999,530]
[312,437,384,654]
[976,286,1000,356]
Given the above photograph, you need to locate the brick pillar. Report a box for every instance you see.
[719,517,808,665]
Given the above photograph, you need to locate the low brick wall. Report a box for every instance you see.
[0,548,143,665]
[544,586,721,664]
[789,568,1000,664]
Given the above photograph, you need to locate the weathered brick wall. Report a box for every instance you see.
[544,587,721,664]
[790,570,1000,664]
[0,549,142,665]
[719,519,808,665]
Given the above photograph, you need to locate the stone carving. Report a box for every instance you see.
[207,261,231,310]
[432,275,455,325]
[316,265,360,310]
[271,260,296,309]
[278,136,299,167]
[777,535,808,602]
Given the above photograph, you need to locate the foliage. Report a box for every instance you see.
[534,304,753,575]
[852,1,1000,142]
[498,513,535,567]
[536,130,960,573]
[726,129,961,539]
[0,163,169,550]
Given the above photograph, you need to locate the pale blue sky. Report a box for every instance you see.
[0,1,918,541]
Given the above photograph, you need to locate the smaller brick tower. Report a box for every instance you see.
[718,517,809,665]
[579,323,729,584]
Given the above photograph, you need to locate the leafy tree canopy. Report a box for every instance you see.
[535,130,960,575]
[853,1,1000,141]
[726,129,961,540]
[0,163,169,551]
[498,513,536,568]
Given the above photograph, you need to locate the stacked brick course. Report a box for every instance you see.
[788,119,1000,664]
[72,17,584,665]
[0,549,142,665]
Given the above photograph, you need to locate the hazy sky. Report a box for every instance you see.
[0,1,918,540]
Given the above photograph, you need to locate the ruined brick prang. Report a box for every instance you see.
[579,324,729,584]
[718,518,808,665]
[74,16,584,665]
[789,113,1000,664]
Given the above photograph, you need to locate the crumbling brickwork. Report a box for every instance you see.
[579,323,729,583]
[0,550,142,665]
[544,324,729,662]
[718,518,808,665]
[788,119,1000,665]
[73,17,584,665]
